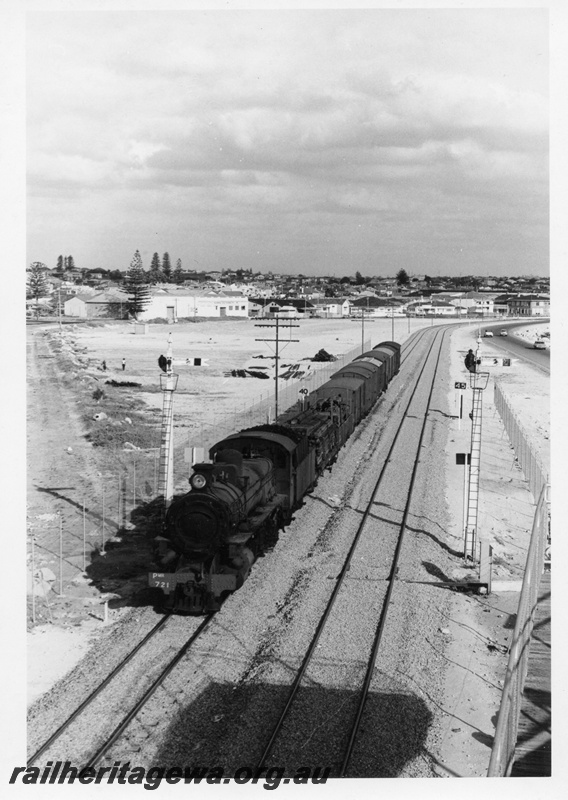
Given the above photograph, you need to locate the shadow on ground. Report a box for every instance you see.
[84,497,164,610]
[150,682,433,778]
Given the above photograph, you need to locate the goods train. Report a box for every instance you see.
[149,340,400,613]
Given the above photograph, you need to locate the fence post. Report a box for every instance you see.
[31,536,36,624]
[59,514,63,596]
[83,500,86,572]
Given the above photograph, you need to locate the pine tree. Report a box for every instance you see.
[124,250,151,319]
[396,268,409,287]
[67,255,75,271]
[174,258,183,284]
[56,255,64,274]
[27,262,50,318]
[162,252,172,281]
[149,252,162,284]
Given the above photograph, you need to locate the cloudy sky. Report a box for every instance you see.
[26,7,549,278]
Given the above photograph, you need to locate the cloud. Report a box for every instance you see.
[26,8,548,276]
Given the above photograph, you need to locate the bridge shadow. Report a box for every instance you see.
[151,682,433,778]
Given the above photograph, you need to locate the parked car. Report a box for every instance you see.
[484,330,493,337]
[534,340,546,350]
[500,329,508,336]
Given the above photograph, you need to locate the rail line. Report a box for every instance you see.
[256,327,449,776]
[83,613,214,769]
[28,613,214,769]
[27,614,172,766]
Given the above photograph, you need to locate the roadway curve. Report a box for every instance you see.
[479,319,550,373]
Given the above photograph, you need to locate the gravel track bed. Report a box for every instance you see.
[27,610,203,764]
[28,327,460,778]
[92,330,455,776]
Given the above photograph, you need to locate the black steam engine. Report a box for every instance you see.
[149,340,400,613]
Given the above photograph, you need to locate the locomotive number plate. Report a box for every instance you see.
[149,572,175,591]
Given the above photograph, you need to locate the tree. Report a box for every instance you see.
[396,269,410,287]
[56,255,64,274]
[64,255,75,271]
[149,252,162,284]
[124,250,151,319]
[162,252,172,281]
[174,258,183,284]
[354,271,366,285]
[27,262,50,317]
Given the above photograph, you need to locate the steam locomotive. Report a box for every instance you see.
[149,340,400,613]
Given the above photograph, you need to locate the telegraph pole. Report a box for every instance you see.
[256,315,299,419]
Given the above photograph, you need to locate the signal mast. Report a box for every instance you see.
[158,332,178,509]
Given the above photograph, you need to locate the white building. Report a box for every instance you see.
[137,288,249,322]
[311,298,351,318]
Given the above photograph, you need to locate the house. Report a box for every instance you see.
[452,292,495,316]
[247,298,316,318]
[507,294,550,317]
[350,296,405,317]
[310,298,351,318]
[85,291,129,318]
[63,293,94,317]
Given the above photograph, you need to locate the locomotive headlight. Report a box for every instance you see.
[190,473,208,490]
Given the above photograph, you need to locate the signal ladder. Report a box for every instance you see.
[158,388,174,500]
[464,383,484,560]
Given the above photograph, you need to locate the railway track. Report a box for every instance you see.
[253,328,450,776]
[28,325,456,777]
[28,614,214,769]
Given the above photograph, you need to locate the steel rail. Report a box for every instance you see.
[27,614,172,766]
[256,328,447,772]
[83,612,215,769]
[340,328,448,775]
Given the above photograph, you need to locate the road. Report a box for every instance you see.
[479,319,550,373]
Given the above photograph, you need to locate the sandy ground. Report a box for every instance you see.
[25,315,550,776]
[26,316,439,702]
[434,321,549,776]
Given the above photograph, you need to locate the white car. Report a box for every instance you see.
[534,340,546,350]
[500,329,508,336]
[484,330,493,337]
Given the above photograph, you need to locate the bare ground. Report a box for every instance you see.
[24,316,549,778]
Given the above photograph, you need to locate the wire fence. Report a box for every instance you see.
[27,451,161,624]
[28,341,372,622]
[193,340,371,454]
[493,381,549,503]
[487,484,550,776]
[488,380,551,775]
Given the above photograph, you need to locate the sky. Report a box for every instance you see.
[26,6,550,278]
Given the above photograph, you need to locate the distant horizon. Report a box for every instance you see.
[38,262,550,283]
[27,9,548,278]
